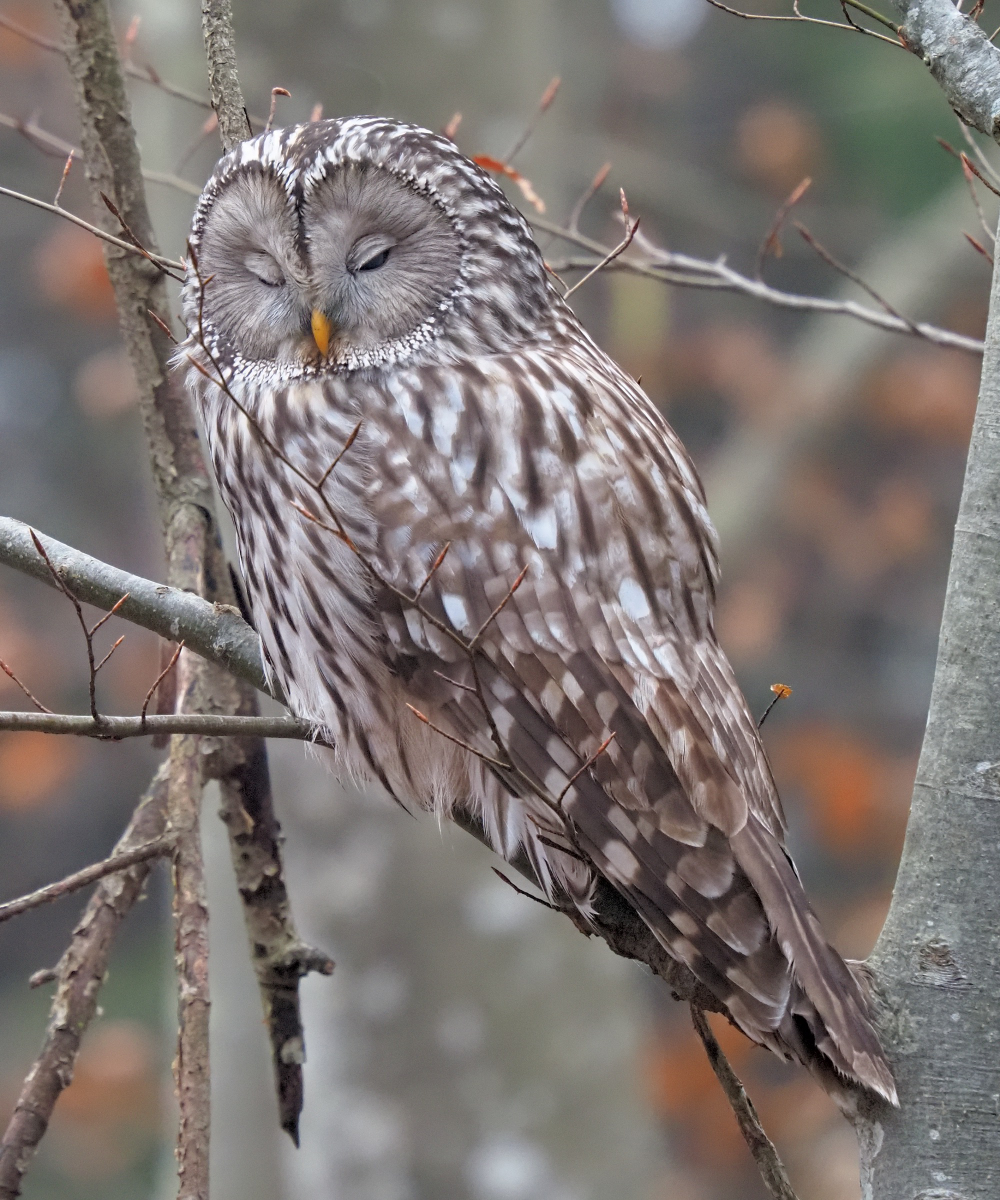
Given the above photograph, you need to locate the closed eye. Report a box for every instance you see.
[244,250,285,288]
[358,246,390,271]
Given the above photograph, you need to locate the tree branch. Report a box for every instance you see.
[0,711,311,738]
[535,217,984,355]
[888,0,1000,138]
[690,1007,799,1200]
[0,836,174,926]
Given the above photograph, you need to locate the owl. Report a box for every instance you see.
[179,117,895,1107]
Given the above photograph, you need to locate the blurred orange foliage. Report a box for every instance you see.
[865,347,979,445]
[33,225,117,321]
[716,555,794,664]
[736,101,821,195]
[0,6,52,65]
[783,468,934,582]
[644,1013,833,1168]
[667,323,789,423]
[46,1020,160,1180]
[0,731,80,810]
[769,722,913,855]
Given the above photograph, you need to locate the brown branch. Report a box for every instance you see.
[562,189,640,299]
[141,640,184,727]
[0,658,52,713]
[703,0,902,42]
[0,835,174,925]
[757,176,812,277]
[503,75,561,164]
[0,111,201,199]
[213,688,335,1144]
[0,765,170,1200]
[690,1006,800,1200]
[794,221,921,334]
[0,11,265,123]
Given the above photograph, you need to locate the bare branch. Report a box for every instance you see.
[503,75,561,164]
[0,710,312,738]
[0,836,174,925]
[0,516,273,699]
[702,0,902,43]
[690,1006,800,1200]
[141,639,184,727]
[0,658,52,713]
[562,189,640,299]
[0,183,185,272]
[794,221,921,333]
[757,176,812,277]
[534,216,984,354]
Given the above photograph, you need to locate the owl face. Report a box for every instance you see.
[196,161,462,366]
[185,118,556,377]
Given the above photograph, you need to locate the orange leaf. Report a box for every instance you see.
[472,155,546,213]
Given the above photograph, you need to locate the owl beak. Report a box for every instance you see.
[310,309,333,357]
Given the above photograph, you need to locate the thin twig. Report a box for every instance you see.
[690,1006,800,1200]
[414,542,452,601]
[757,176,812,277]
[0,836,174,925]
[0,659,52,713]
[265,86,291,133]
[757,682,792,728]
[568,162,612,235]
[703,0,901,43]
[562,189,640,300]
[141,640,184,728]
[794,222,921,334]
[557,733,616,803]
[0,184,185,271]
[503,75,561,164]
[491,867,561,911]
[405,704,509,771]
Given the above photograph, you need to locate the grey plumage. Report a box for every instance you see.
[178,116,896,1107]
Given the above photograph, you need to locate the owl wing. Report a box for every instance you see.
[362,348,894,1102]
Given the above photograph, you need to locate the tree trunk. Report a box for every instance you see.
[855,211,1000,1198]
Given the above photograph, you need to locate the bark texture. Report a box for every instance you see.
[855,211,1000,1198]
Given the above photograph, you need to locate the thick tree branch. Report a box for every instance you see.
[201,0,251,152]
[0,516,271,697]
[0,765,170,1200]
[889,0,1000,138]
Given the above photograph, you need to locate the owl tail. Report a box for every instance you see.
[731,819,898,1109]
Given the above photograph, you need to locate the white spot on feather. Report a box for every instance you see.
[618,577,651,621]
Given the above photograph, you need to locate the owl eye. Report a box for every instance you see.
[244,251,285,288]
[358,247,391,272]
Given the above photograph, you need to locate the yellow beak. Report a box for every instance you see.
[311,309,333,357]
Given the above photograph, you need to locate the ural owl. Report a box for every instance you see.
[179,117,895,1106]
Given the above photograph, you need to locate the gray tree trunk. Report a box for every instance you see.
[855,209,1000,1198]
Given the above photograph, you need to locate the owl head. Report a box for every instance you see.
[182,117,556,377]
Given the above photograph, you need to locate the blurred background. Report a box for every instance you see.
[0,1,992,1197]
